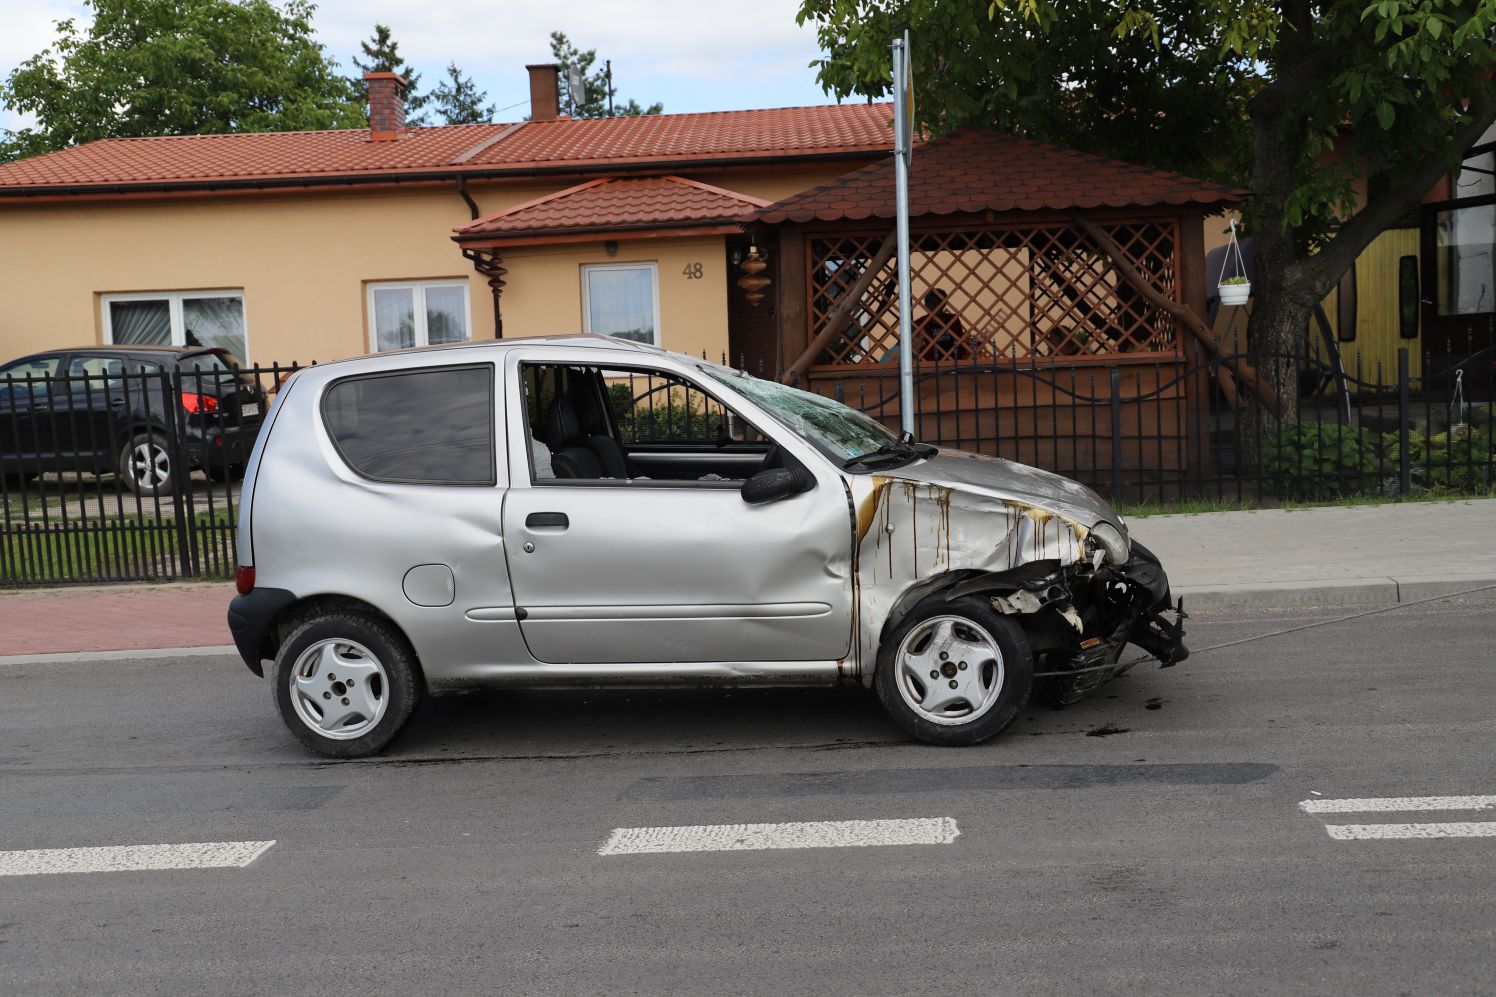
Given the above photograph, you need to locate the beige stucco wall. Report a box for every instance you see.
[0,161,862,366]
[0,186,531,364]
[501,236,729,360]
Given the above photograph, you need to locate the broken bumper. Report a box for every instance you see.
[1031,541,1189,703]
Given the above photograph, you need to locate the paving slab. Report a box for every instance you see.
[0,581,232,656]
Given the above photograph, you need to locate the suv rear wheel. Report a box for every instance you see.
[119,432,177,496]
[875,594,1033,746]
[273,612,422,758]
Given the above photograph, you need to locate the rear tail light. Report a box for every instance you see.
[181,391,219,413]
[235,565,255,595]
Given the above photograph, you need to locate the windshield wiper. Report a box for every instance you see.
[841,441,936,471]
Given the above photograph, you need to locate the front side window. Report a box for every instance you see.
[322,365,494,485]
[103,292,248,364]
[368,281,471,352]
[581,263,659,346]
[605,368,764,447]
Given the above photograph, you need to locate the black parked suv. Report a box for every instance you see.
[0,346,266,496]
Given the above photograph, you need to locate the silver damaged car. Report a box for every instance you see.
[228,335,1187,757]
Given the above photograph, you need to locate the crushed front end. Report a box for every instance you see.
[986,539,1188,705]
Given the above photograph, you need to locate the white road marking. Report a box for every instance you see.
[1300,795,1496,814]
[599,818,959,856]
[1324,823,1496,841]
[0,840,275,876]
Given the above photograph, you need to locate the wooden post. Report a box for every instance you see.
[782,230,898,385]
[774,228,806,380]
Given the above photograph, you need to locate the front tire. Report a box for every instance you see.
[273,612,422,758]
[875,594,1033,746]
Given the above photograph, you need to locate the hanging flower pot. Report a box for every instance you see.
[1217,218,1250,306]
[1219,275,1251,306]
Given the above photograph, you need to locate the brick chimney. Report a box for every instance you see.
[526,63,561,121]
[364,71,408,141]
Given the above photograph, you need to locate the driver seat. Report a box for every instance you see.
[544,394,633,479]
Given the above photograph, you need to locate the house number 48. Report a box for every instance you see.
[682,262,703,279]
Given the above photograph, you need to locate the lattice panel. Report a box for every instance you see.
[808,222,1179,367]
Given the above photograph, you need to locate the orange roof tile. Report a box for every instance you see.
[0,103,893,193]
[753,129,1246,223]
[453,176,769,245]
[463,104,893,168]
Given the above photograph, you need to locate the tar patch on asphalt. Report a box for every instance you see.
[623,762,1279,801]
[1087,723,1131,737]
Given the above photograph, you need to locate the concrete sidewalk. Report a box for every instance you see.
[1131,497,1496,609]
[1,499,1493,657]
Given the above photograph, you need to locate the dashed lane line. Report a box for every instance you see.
[1300,795,1496,814]
[599,818,959,856]
[0,840,275,876]
[1324,823,1496,841]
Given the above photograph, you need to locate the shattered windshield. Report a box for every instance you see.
[701,365,911,467]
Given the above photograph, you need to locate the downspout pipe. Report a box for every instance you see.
[456,178,503,338]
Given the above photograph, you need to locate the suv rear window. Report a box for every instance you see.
[322,365,495,485]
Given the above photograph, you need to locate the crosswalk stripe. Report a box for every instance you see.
[599,818,959,855]
[0,840,275,876]
[1324,822,1496,840]
[1299,795,1496,814]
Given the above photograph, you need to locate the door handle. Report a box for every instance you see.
[525,512,569,529]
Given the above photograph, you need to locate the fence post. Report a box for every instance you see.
[1110,368,1124,503]
[165,368,196,578]
[1397,347,1411,497]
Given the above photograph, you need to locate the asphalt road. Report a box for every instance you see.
[2,599,1494,996]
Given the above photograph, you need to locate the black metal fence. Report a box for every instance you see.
[1,362,298,586]
[3,347,1492,586]
[802,344,1496,506]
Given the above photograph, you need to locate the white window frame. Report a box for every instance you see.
[366,280,473,352]
[580,262,662,347]
[101,289,250,359]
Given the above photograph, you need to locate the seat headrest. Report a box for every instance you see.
[544,394,583,449]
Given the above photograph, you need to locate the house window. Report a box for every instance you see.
[102,291,248,364]
[368,280,472,352]
[581,263,659,346]
[1432,204,1496,316]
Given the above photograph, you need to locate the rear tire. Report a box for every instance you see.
[118,432,177,496]
[875,594,1033,746]
[273,612,422,758]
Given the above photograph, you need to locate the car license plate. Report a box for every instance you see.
[241,403,260,418]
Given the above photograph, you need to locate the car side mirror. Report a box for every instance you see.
[741,466,812,505]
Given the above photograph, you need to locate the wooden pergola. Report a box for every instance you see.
[740,130,1268,493]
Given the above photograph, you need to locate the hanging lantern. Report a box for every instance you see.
[737,244,772,306]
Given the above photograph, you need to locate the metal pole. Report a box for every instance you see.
[1398,347,1411,497]
[893,31,915,438]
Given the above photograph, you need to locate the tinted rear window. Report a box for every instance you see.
[322,365,495,484]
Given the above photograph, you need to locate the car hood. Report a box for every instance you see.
[879,449,1121,532]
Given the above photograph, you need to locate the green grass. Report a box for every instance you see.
[1120,498,1258,518]
[1121,487,1495,518]
[0,511,237,585]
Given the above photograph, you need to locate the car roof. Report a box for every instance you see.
[316,333,673,368]
[5,345,214,363]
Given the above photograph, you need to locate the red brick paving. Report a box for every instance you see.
[0,583,234,655]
